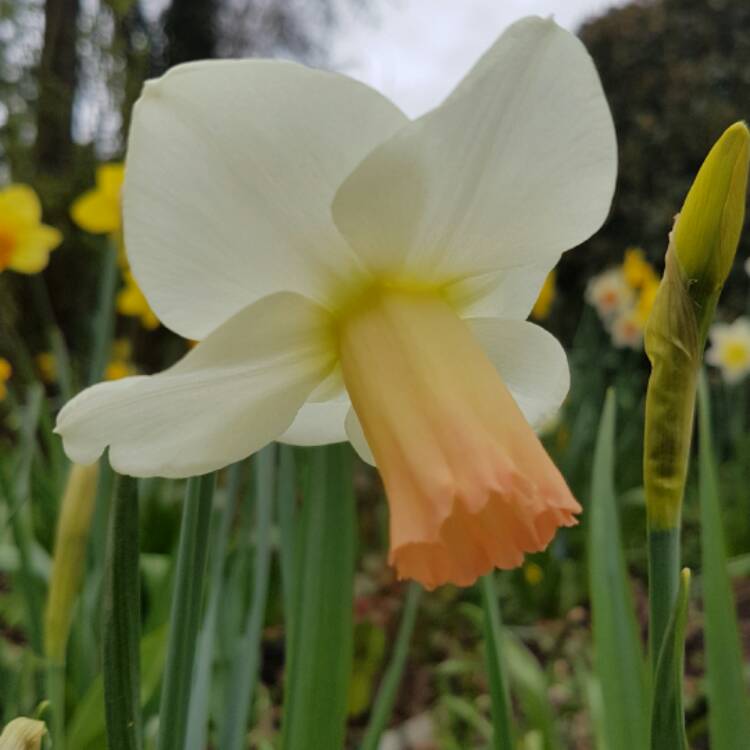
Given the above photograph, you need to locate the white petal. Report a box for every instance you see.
[448,259,556,319]
[466,317,570,428]
[124,60,408,339]
[278,397,350,446]
[55,293,334,477]
[331,17,616,282]
[345,408,376,466]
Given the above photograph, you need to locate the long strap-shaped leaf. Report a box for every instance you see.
[102,474,142,750]
[360,581,422,750]
[156,474,215,750]
[282,444,356,750]
[185,461,244,750]
[649,568,691,750]
[588,390,648,750]
[221,445,276,750]
[697,373,750,748]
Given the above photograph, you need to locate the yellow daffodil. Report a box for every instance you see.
[105,339,136,380]
[585,268,634,320]
[0,358,11,400]
[523,561,544,586]
[117,269,160,329]
[706,318,750,384]
[35,352,57,383]
[70,163,124,234]
[531,271,556,320]
[635,275,660,326]
[622,246,658,290]
[0,185,62,274]
[56,18,616,588]
[105,359,135,381]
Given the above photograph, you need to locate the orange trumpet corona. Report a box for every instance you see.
[339,288,581,589]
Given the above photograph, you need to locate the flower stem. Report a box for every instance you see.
[647,525,681,674]
[281,444,356,750]
[480,573,515,750]
[102,474,142,750]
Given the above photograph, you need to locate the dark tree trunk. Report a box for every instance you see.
[36,0,80,179]
[163,0,218,68]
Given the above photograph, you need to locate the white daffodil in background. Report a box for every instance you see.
[56,17,616,589]
[706,317,750,384]
[585,267,634,320]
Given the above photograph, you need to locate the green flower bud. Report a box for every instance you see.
[672,121,750,300]
[44,462,99,663]
[644,122,750,532]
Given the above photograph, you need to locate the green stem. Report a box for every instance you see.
[102,474,142,750]
[156,474,214,750]
[282,445,356,750]
[88,236,119,384]
[648,526,681,676]
[360,582,422,750]
[480,573,515,750]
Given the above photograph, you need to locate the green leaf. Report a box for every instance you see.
[360,581,422,750]
[156,474,215,750]
[588,390,648,750]
[185,461,244,750]
[479,574,514,750]
[502,632,562,750]
[281,444,356,750]
[67,626,168,750]
[697,373,750,749]
[102,474,143,750]
[220,446,276,750]
[649,568,690,750]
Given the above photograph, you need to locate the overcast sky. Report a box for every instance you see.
[330,0,628,116]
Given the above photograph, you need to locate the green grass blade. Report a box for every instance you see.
[281,444,356,750]
[0,385,45,680]
[502,632,562,750]
[478,573,514,750]
[649,568,690,750]
[102,474,142,750]
[360,581,422,750]
[185,462,244,750]
[67,625,167,750]
[156,474,215,750]
[697,373,750,748]
[277,445,298,625]
[588,390,648,750]
[221,446,276,750]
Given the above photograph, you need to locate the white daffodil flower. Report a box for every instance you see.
[56,17,616,589]
[706,317,750,384]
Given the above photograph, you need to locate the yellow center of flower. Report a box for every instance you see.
[336,286,579,589]
[722,340,750,368]
[0,225,17,270]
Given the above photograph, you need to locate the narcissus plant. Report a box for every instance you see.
[56,17,617,588]
[0,185,62,274]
